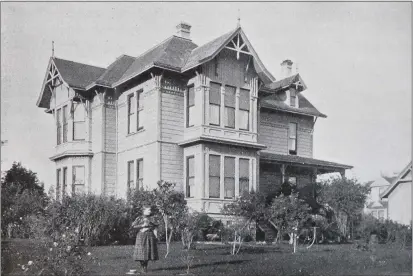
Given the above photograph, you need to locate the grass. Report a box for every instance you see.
[2,239,412,275]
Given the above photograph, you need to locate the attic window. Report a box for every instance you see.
[290,89,297,107]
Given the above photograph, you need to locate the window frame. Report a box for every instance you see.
[72,165,85,196]
[56,168,61,200]
[56,108,62,145]
[62,167,67,198]
[127,93,136,134]
[239,158,250,195]
[224,85,236,129]
[127,160,135,196]
[186,85,195,128]
[224,156,235,199]
[208,154,221,199]
[288,122,298,155]
[73,103,86,141]
[239,88,250,131]
[62,105,68,143]
[136,90,144,131]
[186,155,195,198]
[136,158,143,190]
[209,82,221,126]
[290,89,297,107]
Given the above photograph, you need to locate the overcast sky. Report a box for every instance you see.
[1,2,411,190]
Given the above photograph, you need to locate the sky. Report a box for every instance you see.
[1,2,411,190]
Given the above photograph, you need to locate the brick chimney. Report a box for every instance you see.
[280,59,293,78]
[176,22,191,40]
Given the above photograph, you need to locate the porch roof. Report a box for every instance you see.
[260,152,352,174]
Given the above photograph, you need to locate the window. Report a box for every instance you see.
[290,89,297,107]
[56,108,62,145]
[127,93,136,134]
[224,86,236,128]
[209,83,221,126]
[239,159,250,195]
[73,103,86,140]
[224,157,235,199]
[137,90,143,130]
[62,105,68,143]
[187,86,195,127]
[127,160,134,195]
[62,167,67,198]
[378,210,385,220]
[56,169,61,200]
[186,156,195,198]
[209,155,221,198]
[239,88,250,130]
[72,166,85,195]
[288,123,297,155]
[371,211,378,218]
[136,159,143,189]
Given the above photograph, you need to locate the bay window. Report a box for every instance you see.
[288,122,297,155]
[209,155,220,198]
[186,156,194,198]
[239,88,250,130]
[239,159,250,195]
[72,166,85,195]
[224,86,236,128]
[73,103,86,140]
[187,86,195,127]
[209,83,221,126]
[224,157,235,199]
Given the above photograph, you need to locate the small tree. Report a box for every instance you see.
[179,212,204,250]
[153,181,187,258]
[268,193,311,253]
[222,191,267,255]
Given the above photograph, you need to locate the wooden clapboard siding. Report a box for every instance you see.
[161,89,184,142]
[259,110,314,158]
[202,48,257,88]
[104,106,116,152]
[160,142,184,191]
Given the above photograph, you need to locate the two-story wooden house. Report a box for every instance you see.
[36,22,352,220]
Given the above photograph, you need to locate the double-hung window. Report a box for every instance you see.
[72,166,85,195]
[127,94,136,134]
[224,157,235,199]
[186,156,194,198]
[224,86,236,128]
[136,159,143,189]
[209,155,220,198]
[239,88,250,130]
[56,109,62,145]
[127,160,135,196]
[56,169,61,200]
[73,103,86,140]
[187,86,195,127]
[62,167,67,198]
[137,90,143,131]
[239,159,250,195]
[288,123,297,155]
[62,105,68,143]
[209,83,221,126]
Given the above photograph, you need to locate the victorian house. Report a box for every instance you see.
[36,22,352,220]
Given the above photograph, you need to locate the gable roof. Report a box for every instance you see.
[181,27,275,84]
[261,93,327,118]
[264,73,307,91]
[36,57,106,108]
[381,161,412,198]
[114,36,198,86]
[53,57,105,89]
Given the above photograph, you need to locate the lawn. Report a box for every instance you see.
[2,240,412,275]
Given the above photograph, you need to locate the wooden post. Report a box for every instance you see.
[312,168,318,199]
[281,164,286,183]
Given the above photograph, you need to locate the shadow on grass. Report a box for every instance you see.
[152,259,250,271]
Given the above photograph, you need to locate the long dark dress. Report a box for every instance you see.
[133,217,159,261]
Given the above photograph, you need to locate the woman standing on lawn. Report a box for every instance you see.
[131,206,159,274]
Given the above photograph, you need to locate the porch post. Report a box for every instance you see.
[281,164,286,183]
[339,170,345,179]
[312,168,318,199]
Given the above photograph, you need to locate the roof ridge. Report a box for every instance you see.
[53,56,105,70]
